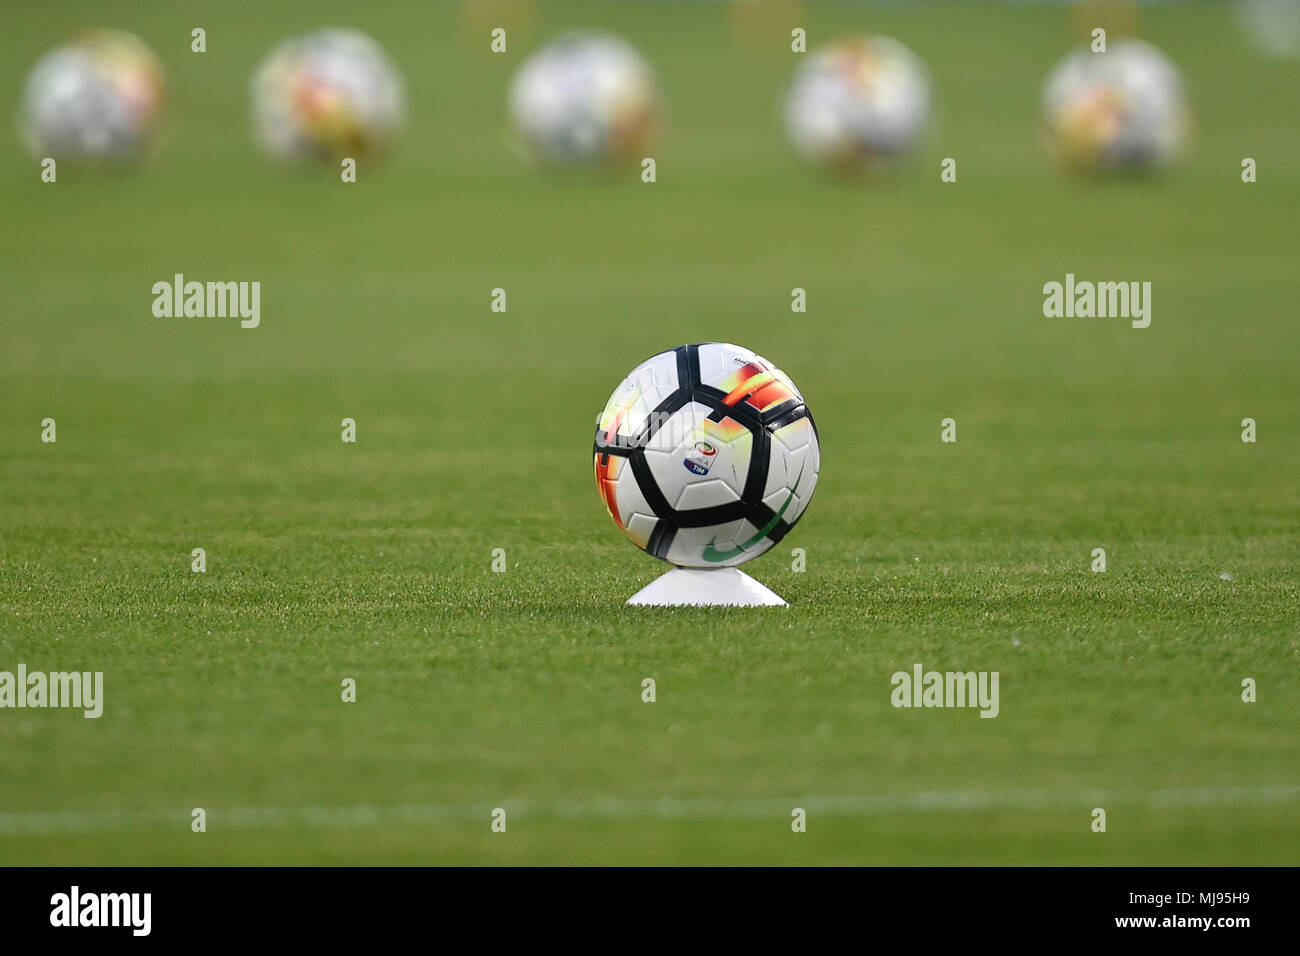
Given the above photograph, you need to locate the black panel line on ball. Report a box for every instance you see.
[647,519,677,561]
[742,422,771,502]
[675,346,692,390]
[745,501,794,543]
[692,387,765,430]
[628,451,674,518]
[631,388,690,449]
[672,501,752,529]
[762,402,807,431]
[686,344,701,389]
[593,431,636,458]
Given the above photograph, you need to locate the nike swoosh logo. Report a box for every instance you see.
[701,468,804,563]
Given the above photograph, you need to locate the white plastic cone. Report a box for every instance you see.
[625,567,787,607]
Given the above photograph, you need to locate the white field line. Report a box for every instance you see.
[1,785,1297,837]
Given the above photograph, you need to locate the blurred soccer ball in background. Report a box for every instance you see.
[17,29,165,163]
[594,344,819,570]
[250,28,405,163]
[508,30,663,167]
[1042,39,1188,173]
[1236,0,1300,59]
[783,35,932,173]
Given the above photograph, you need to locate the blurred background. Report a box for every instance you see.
[1,1,1297,864]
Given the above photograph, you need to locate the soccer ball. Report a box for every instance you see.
[508,30,663,166]
[17,30,165,163]
[1042,39,1188,173]
[783,35,931,173]
[594,344,820,569]
[250,28,405,163]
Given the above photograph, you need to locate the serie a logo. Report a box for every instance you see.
[682,440,717,476]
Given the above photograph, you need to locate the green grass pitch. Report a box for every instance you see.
[0,1,1296,864]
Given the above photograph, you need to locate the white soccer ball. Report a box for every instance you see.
[783,35,931,173]
[17,30,166,163]
[1042,39,1188,173]
[509,30,663,166]
[594,344,820,569]
[250,28,405,163]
